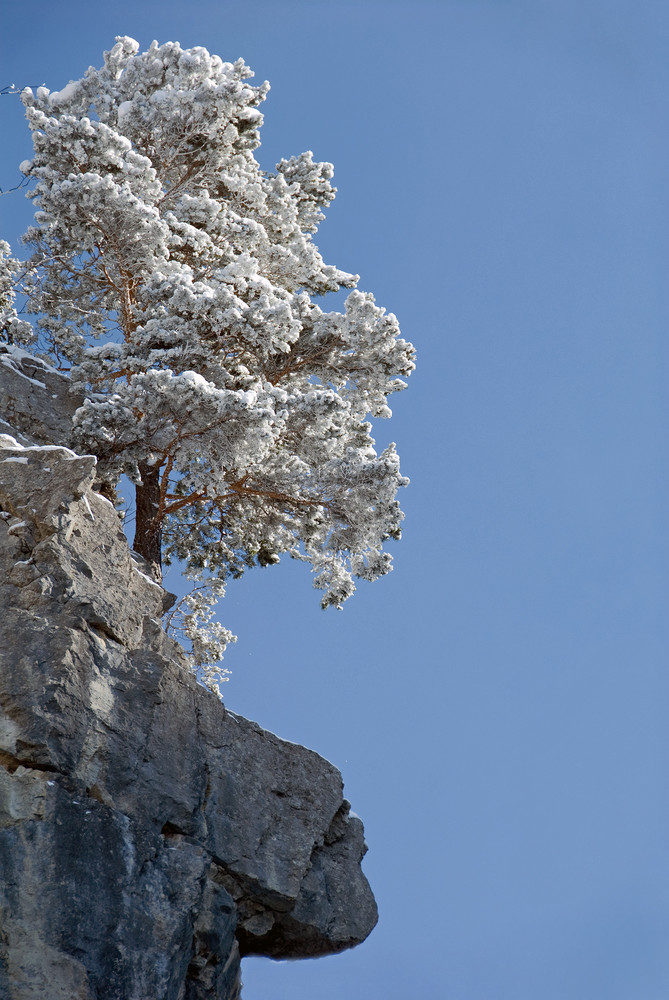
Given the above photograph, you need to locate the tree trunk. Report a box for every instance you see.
[134,463,163,582]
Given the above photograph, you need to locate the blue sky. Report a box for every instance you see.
[2,2,668,997]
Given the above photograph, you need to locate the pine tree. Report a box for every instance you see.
[13,38,414,677]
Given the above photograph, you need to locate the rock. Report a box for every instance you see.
[0,345,83,448]
[0,358,378,999]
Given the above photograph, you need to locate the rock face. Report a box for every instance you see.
[0,347,378,1000]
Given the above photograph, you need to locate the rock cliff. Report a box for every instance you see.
[0,346,378,1000]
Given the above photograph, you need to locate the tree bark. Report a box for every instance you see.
[134,463,163,581]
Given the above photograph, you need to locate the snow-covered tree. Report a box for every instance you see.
[14,37,414,667]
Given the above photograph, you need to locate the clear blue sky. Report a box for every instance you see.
[2,2,668,998]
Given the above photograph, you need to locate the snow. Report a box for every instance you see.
[82,495,95,521]
[0,442,89,461]
[7,443,96,464]
[92,491,115,508]
[0,434,22,449]
[2,457,28,464]
[49,81,81,106]
[7,521,28,535]
[19,160,32,175]
[0,344,68,380]
[180,370,211,390]
[133,567,163,590]
[0,356,46,389]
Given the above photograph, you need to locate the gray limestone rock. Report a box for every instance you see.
[0,345,83,448]
[0,357,377,999]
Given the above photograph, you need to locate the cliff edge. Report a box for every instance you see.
[0,346,378,1000]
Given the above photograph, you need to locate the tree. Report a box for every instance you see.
[11,38,414,681]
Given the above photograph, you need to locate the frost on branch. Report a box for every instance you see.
[15,37,415,683]
[163,578,236,697]
[0,242,33,345]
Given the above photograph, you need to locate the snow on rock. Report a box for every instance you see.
[7,520,28,535]
[0,345,84,449]
[0,434,22,449]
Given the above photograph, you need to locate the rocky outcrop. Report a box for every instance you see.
[0,347,377,999]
